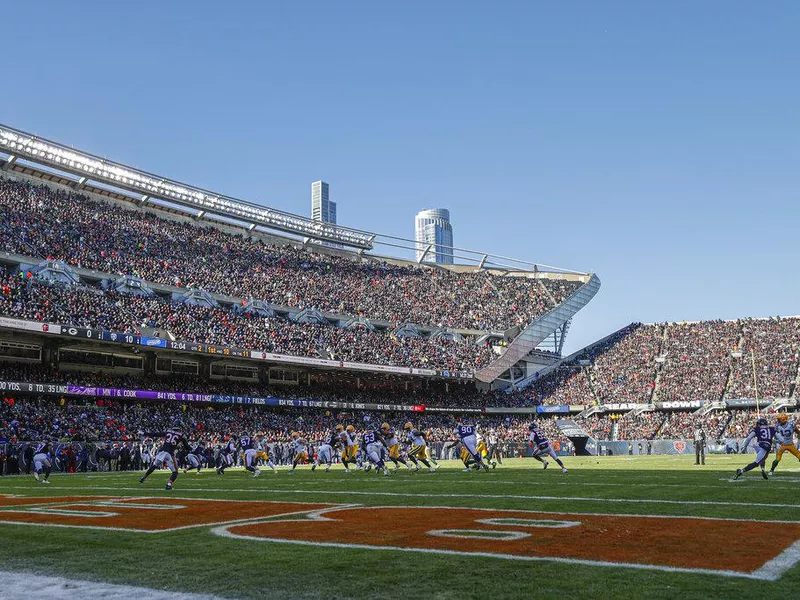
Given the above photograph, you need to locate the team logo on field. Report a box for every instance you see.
[212,506,800,580]
[673,441,687,452]
[0,496,331,532]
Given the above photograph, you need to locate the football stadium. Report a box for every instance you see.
[1,5,799,599]
[0,122,798,598]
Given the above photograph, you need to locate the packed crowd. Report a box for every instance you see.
[499,319,799,408]
[0,177,580,332]
[658,321,741,403]
[0,395,569,452]
[0,276,496,372]
[727,318,800,399]
[0,352,789,449]
[0,363,494,409]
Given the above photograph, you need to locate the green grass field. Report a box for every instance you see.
[0,455,798,599]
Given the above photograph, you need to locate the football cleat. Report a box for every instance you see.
[165,482,173,490]
[429,467,436,473]
[733,469,742,480]
[253,468,261,478]
[311,463,316,471]
[139,476,145,484]
[761,470,769,480]
[40,479,51,484]
[543,460,549,470]
[462,467,471,472]
[33,472,39,482]
[561,468,568,473]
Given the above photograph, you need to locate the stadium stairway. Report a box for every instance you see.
[474,273,601,383]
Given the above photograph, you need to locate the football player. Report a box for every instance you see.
[769,413,800,475]
[528,423,567,473]
[140,428,189,490]
[290,432,309,472]
[32,440,53,484]
[363,427,391,476]
[140,439,152,471]
[404,422,436,472]
[735,417,774,480]
[240,434,261,477]
[381,423,413,471]
[256,436,278,473]
[454,423,490,471]
[424,427,440,468]
[336,424,358,473]
[216,436,238,475]
[183,440,205,473]
[476,431,497,468]
[312,429,337,473]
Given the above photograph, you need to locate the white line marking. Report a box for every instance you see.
[427,529,531,541]
[210,527,772,580]
[751,539,800,580]
[210,504,800,580]
[18,485,797,509]
[475,517,581,529]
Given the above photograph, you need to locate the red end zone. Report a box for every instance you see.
[216,506,800,580]
[0,495,332,532]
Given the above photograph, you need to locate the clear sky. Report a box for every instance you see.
[2,1,798,352]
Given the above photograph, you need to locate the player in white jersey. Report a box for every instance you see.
[404,422,436,472]
[336,424,359,473]
[289,432,309,472]
[256,436,278,473]
[312,429,338,472]
[140,439,152,470]
[381,423,413,471]
[769,413,800,475]
[32,441,53,484]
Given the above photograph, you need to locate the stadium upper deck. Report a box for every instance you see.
[0,123,600,383]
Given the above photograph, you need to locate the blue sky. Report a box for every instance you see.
[2,2,798,352]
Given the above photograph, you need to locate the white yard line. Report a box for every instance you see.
[0,570,220,600]
[1,485,798,509]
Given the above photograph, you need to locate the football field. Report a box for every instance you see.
[0,455,798,599]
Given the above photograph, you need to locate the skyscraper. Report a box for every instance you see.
[311,180,336,224]
[415,208,454,265]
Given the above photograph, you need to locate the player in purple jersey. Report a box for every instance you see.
[528,423,567,473]
[139,428,189,490]
[734,417,774,480]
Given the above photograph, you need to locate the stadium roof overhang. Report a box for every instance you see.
[0,122,589,275]
[0,124,375,250]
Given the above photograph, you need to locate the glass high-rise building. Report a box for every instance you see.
[311,180,336,224]
[415,208,454,264]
